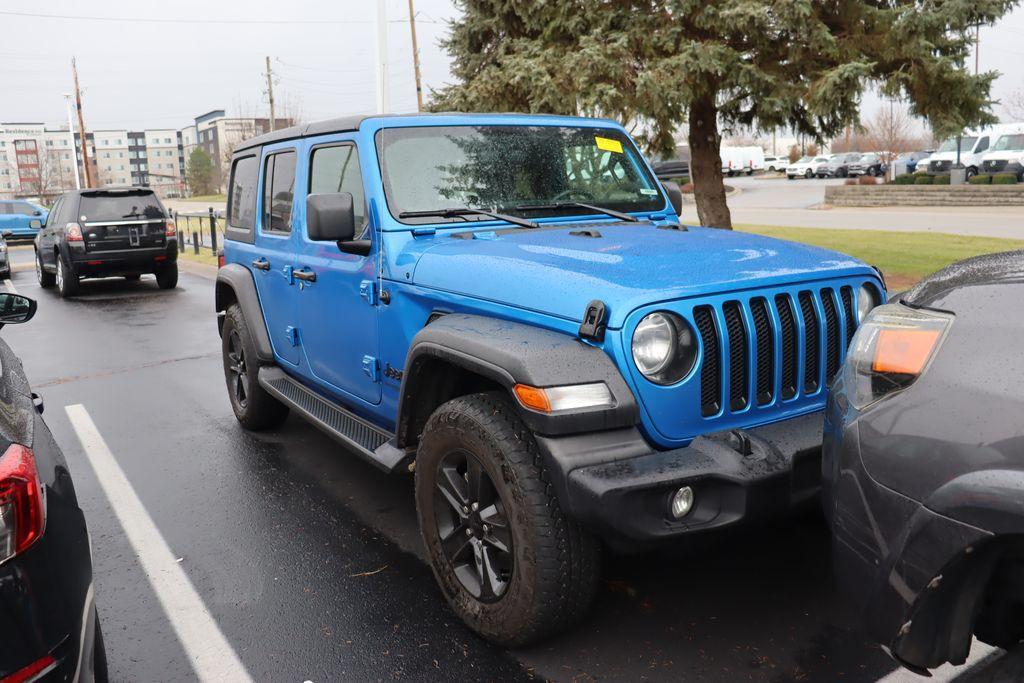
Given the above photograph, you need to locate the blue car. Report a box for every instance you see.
[0,200,47,239]
[214,113,886,645]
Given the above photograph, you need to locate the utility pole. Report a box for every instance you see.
[974,24,980,75]
[407,0,424,112]
[375,0,389,114]
[62,93,81,189]
[265,56,276,132]
[71,58,93,188]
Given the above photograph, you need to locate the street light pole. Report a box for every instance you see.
[63,93,81,190]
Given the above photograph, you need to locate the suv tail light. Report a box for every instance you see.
[165,220,177,237]
[0,444,46,564]
[65,222,84,242]
[217,250,225,268]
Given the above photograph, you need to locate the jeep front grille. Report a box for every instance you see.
[695,286,858,418]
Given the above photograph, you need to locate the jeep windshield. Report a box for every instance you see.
[376,125,664,225]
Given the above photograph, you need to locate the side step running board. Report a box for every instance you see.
[258,366,411,473]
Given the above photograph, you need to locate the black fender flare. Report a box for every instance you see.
[215,263,274,362]
[395,313,639,448]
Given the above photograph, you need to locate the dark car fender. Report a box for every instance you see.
[395,314,639,449]
[214,264,274,362]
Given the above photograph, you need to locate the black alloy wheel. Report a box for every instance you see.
[225,329,249,411]
[433,448,514,602]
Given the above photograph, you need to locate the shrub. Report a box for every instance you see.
[893,174,916,185]
[932,174,950,185]
[857,175,878,185]
[844,178,858,186]
[968,174,992,185]
[914,175,933,185]
[992,173,1019,185]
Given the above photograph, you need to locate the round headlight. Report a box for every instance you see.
[631,312,697,385]
[857,284,879,323]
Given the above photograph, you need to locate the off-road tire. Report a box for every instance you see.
[221,303,288,430]
[156,263,178,289]
[56,257,79,298]
[35,250,55,288]
[415,391,601,647]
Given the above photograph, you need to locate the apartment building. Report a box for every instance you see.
[1,109,291,200]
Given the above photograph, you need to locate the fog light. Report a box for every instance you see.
[670,486,694,519]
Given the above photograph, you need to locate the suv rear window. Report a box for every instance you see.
[80,191,164,221]
[227,155,259,238]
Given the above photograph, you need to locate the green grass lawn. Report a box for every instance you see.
[180,194,227,202]
[738,225,1024,288]
[178,248,219,267]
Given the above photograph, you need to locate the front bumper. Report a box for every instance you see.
[536,410,823,546]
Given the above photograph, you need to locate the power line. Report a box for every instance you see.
[0,9,440,25]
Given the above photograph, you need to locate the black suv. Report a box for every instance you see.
[34,187,178,297]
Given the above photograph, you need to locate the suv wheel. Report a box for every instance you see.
[155,263,178,290]
[36,250,55,288]
[56,257,79,298]
[221,304,288,430]
[415,391,601,646]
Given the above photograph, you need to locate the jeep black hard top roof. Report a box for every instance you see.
[232,112,605,154]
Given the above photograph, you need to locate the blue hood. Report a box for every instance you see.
[409,222,872,328]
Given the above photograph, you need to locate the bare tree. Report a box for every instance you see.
[863,103,915,166]
[1005,87,1024,122]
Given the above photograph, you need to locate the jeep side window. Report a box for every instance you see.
[309,144,367,238]
[227,155,258,242]
[262,151,296,234]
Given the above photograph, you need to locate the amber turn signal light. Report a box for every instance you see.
[513,384,551,413]
[872,328,942,375]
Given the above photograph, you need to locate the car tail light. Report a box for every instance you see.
[0,654,57,683]
[165,220,176,237]
[0,444,46,565]
[217,250,226,269]
[65,222,83,242]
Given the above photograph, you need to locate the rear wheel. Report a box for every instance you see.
[35,249,54,288]
[221,304,288,430]
[415,391,601,646]
[804,169,813,179]
[155,263,178,289]
[56,257,79,298]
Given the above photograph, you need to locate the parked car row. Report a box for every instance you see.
[917,122,1024,181]
[784,152,888,179]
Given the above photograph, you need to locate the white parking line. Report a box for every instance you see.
[64,404,253,682]
[4,278,17,294]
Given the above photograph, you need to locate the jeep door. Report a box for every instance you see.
[252,145,302,366]
[293,139,380,405]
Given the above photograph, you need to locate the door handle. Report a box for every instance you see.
[251,258,270,271]
[294,268,316,283]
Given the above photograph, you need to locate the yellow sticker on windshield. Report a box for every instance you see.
[595,136,623,154]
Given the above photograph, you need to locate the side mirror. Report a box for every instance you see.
[33,210,42,216]
[306,192,356,242]
[0,294,36,327]
[661,181,683,216]
[28,220,41,230]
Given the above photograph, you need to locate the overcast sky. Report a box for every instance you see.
[1,0,1022,132]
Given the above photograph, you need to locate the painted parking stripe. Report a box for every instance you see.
[876,639,1000,682]
[4,278,17,294]
[64,404,253,682]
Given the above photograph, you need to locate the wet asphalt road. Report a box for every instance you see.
[0,246,1012,681]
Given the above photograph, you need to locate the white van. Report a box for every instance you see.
[922,123,1021,178]
[720,146,766,175]
[979,123,1024,181]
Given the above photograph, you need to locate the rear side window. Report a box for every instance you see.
[227,155,258,241]
[79,191,164,221]
[262,151,296,234]
[309,144,367,236]
[10,202,36,216]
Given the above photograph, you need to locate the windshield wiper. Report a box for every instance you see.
[398,207,539,229]
[512,201,639,223]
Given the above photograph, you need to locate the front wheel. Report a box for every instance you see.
[415,391,601,647]
[966,167,978,180]
[56,257,79,298]
[221,304,288,430]
[804,169,813,179]
[155,263,178,289]
[36,250,55,288]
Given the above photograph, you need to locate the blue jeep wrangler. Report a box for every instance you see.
[215,113,885,645]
